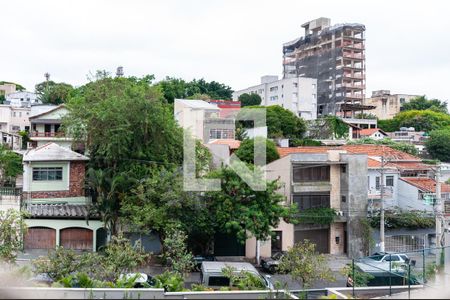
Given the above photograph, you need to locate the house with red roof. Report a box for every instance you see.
[355,128,388,140]
[398,177,450,212]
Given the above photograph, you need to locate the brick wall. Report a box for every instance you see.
[28,161,86,199]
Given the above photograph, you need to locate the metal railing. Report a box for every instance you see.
[30,131,66,137]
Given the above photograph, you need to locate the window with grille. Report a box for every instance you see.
[293,193,330,210]
[293,165,330,182]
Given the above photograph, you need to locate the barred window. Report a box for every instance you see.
[32,167,63,181]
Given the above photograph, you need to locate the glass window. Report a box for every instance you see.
[386,176,394,187]
[293,193,330,210]
[208,277,230,287]
[32,167,63,181]
[293,165,330,182]
[375,177,380,190]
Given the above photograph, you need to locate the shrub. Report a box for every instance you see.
[153,271,185,292]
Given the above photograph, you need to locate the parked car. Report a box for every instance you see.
[367,252,411,265]
[200,261,273,289]
[119,273,155,288]
[29,273,54,286]
[193,254,217,272]
[260,251,286,274]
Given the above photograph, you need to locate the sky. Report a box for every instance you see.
[1,0,450,101]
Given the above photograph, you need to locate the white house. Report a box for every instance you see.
[357,128,388,140]
[232,75,317,120]
[5,91,41,107]
[397,177,450,212]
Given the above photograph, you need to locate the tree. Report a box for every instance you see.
[401,96,448,114]
[161,225,195,275]
[278,240,335,289]
[234,137,280,165]
[426,127,450,162]
[157,77,233,103]
[0,144,23,186]
[0,209,27,263]
[205,164,297,242]
[307,116,350,140]
[238,93,262,107]
[378,110,450,132]
[35,81,74,105]
[238,105,307,139]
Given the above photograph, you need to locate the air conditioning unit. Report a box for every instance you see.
[336,210,344,217]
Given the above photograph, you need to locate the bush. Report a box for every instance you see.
[161,225,194,275]
[221,266,266,290]
[153,271,185,292]
[0,209,27,263]
[234,137,280,165]
[369,210,435,229]
[297,207,336,225]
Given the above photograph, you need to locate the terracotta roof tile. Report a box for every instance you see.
[400,177,450,193]
[359,128,387,136]
[277,146,340,157]
[341,145,420,161]
[26,204,99,219]
[208,139,241,149]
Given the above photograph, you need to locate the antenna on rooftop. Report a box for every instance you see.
[116,66,124,77]
[44,72,50,81]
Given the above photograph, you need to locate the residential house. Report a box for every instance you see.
[29,104,74,149]
[387,127,428,155]
[398,177,450,212]
[5,91,41,107]
[21,143,104,252]
[174,99,236,143]
[355,128,388,140]
[244,146,368,259]
[0,104,30,149]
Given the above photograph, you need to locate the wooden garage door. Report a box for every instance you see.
[60,228,93,250]
[24,227,56,249]
[295,228,329,254]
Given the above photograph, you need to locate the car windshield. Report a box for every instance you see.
[369,255,385,261]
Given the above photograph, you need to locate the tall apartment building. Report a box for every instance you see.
[232,75,317,120]
[283,17,373,118]
[364,90,419,119]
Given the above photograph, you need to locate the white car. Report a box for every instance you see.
[368,252,410,264]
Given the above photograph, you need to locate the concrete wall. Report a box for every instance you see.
[340,153,368,258]
[364,94,418,120]
[367,169,399,209]
[24,162,70,192]
[397,179,433,212]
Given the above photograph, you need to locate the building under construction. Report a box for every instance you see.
[283,17,374,119]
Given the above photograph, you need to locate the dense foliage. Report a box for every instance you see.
[289,138,322,147]
[35,80,74,105]
[0,144,23,185]
[278,240,335,289]
[0,209,27,263]
[425,127,450,162]
[297,207,336,225]
[401,96,448,114]
[369,210,435,229]
[238,93,262,107]
[347,137,419,156]
[238,105,307,139]
[221,266,266,290]
[234,137,280,165]
[157,77,233,103]
[307,116,349,139]
[378,110,450,132]
[161,225,195,274]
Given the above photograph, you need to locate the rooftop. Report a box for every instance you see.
[23,142,88,162]
[208,139,241,150]
[175,99,219,110]
[358,128,387,136]
[400,177,450,193]
[26,204,98,219]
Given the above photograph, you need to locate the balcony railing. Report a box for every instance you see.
[444,201,450,215]
[0,187,22,197]
[30,131,66,138]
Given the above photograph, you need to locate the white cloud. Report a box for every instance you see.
[1,0,449,101]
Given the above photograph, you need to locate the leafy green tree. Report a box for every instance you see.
[307,116,350,140]
[205,164,297,242]
[340,264,374,287]
[378,110,450,132]
[234,137,280,165]
[35,81,74,104]
[238,93,262,107]
[0,144,23,186]
[161,225,194,275]
[278,240,335,289]
[222,266,266,290]
[426,127,450,162]
[0,209,27,263]
[157,77,233,103]
[238,105,307,139]
[0,95,5,104]
[401,96,448,114]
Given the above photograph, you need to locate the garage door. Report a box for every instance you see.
[294,229,329,254]
[24,227,56,249]
[60,228,93,250]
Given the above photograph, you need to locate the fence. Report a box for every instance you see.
[346,246,450,299]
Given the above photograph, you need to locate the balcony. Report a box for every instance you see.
[0,187,22,211]
[30,131,66,138]
[292,181,332,193]
[342,82,365,89]
[343,53,365,60]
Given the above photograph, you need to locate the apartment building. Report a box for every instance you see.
[283,17,374,121]
[364,90,419,119]
[0,83,17,96]
[244,146,368,259]
[5,91,41,107]
[174,99,236,143]
[232,76,317,120]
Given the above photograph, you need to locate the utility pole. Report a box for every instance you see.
[380,155,385,252]
[435,164,443,265]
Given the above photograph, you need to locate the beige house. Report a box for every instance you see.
[245,146,368,259]
[364,90,419,120]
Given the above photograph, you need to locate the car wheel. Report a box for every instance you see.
[269,266,276,274]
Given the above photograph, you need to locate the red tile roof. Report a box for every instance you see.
[341,144,420,161]
[359,128,387,136]
[277,146,340,157]
[209,139,241,149]
[400,177,450,193]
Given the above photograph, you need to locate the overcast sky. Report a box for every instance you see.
[1,0,449,101]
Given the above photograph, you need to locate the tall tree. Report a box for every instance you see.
[35,81,74,105]
[238,93,262,107]
[378,110,450,132]
[0,144,23,186]
[401,96,448,114]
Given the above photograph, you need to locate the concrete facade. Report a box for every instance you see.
[245,149,368,259]
[364,90,419,120]
[232,76,317,120]
[5,91,40,107]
